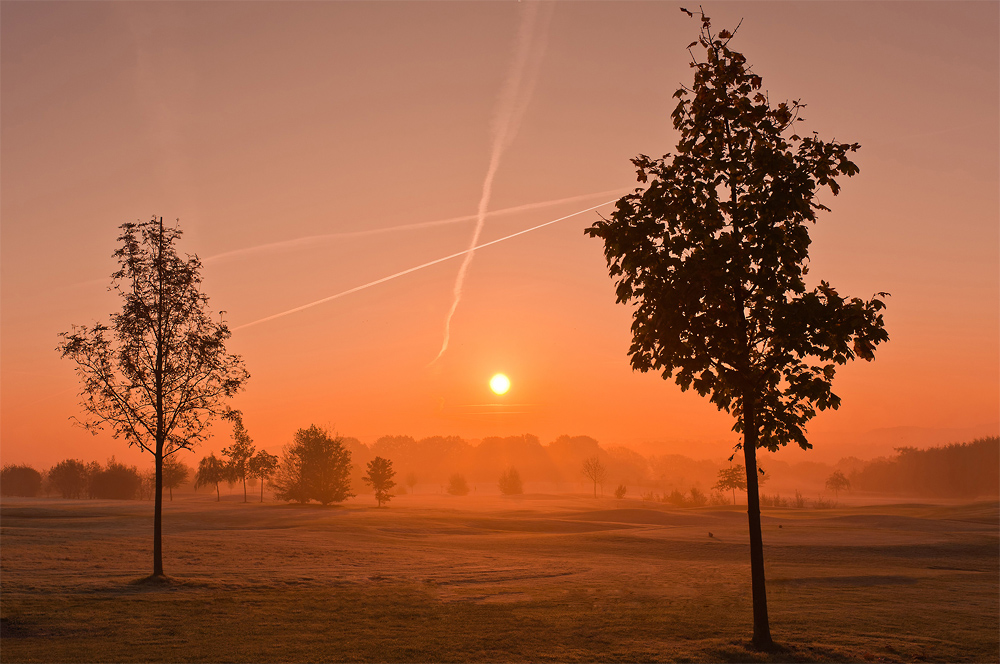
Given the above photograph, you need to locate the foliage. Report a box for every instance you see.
[248,449,279,503]
[57,216,248,576]
[48,459,90,499]
[581,456,608,498]
[90,457,142,499]
[363,456,397,507]
[849,437,998,498]
[271,425,354,505]
[614,484,627,499]
[222,411,256,502]
[0,464,42,497]
[162,457,189,500]
[497,467,523,495]
[194,453,232,502]
[447,474,469,496]
[583,9,889,648]
[825,469,850,498]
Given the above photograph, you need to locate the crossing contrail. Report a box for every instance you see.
[233,199,617,331]
[431,0,556,364]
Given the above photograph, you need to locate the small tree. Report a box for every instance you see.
[405,471,418,494]
[447,474,469,496]
[48,459,90,499]
[714,465,748,505]
[363,456,397,507]
[825,470,850,499]
[162,457,189,501]
[248,449,279,503]
[584,10,889,648]
[222,411,256,503]
[498,467,523,495]
[194,453,231,502]
[271,425,354,505]
[0,464,42,497]
[614,484,627,500]
[58,216,248,578]
[582,456,608,498]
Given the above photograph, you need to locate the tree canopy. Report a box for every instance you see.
[272,425,354,505]
[585,9,888,649]
[363,456,397,507]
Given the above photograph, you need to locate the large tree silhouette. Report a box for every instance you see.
[58,217,248,579]
[585,10,888,649]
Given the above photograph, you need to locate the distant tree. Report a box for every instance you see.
[447,474,469,496]
[48,459,90,499]
[363,456,397,507]
[583,9,889,648]
[57,216,249,577]
[714,465,748,505]
[614,484,627,500]
[221,411,256,502]
[248,449,279,503]
[0,464,42,497]
[194,453,231,502]
[162,457,189,501]
[91,458,142,499]
[271,425,354,505]
[138,470,156,501]
[498,467,523,495]
[405,471,418,494]
[825,470,850,499]
[581,456,608,498]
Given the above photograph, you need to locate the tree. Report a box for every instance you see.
[825,469,850,499]
[194,453,231,502]
[584,10,889,649]
[91,457,142,499]
[447,473,469,496]
[614,484,627,500]
[363,456,397,507]
[161,457,189,501]
[714,464,748,505]
[248,449,279,503]
[57,216,249,578]
[497,467,523,495]
[48,459,90,499]
[271,425,354,505]
[405,471,418,494]
[222,411,255,502]
[0,464,42,497]
[581,456,608,498]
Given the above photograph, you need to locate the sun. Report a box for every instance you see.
[489,373,511,395]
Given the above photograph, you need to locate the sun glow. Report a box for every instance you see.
[490,373,511,395]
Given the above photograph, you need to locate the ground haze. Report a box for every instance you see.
[2,494,996,662]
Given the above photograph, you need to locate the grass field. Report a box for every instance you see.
[1,494,997,662]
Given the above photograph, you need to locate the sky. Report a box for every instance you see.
[2,1,997,470]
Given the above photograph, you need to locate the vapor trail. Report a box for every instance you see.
[233,199,615,331]
[202,189,617,264]
[431,0,555,364]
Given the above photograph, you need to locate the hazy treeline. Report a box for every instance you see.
[849,437,998,498]
[0,457,191,500]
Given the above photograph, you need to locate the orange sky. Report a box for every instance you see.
[2,2,997,469]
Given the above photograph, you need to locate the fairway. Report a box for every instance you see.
[1,495,997,662]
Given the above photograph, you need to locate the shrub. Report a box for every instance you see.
[47,459,90,499]
[0,464,42,497]
[90,458,142,500]
[793,490,806,508]
[614,484,627,499]
[447,474,469,496]
[497,467,523,495]
[689,487,707,506]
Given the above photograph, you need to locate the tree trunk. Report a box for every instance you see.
[260,478,264,503]
[243,476,247,503]
[216,483,220,502]
[742,397,773,650]
[153,448,164,577]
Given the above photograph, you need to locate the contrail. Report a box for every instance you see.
[201,189,618,265]
[233,199,616,331]
[431,0,556,364]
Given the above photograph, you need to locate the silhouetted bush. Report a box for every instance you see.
[614,484,627,499]
[497,467,523,495]
[447,474,469,496]
[1,464,42,497]
[689,487,707,506]
[272,425,354,505]
[47,459,91,498]
[90,458,142,500]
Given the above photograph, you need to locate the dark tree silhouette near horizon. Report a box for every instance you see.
[222,410,256,502]
[825,469,850,499]
[58,216,248,579]
[581,456,608,498]
[585,9,889,649]
[161,457,190,501]
[194,453,232,502]
[363,456,397,507]
[271,425,354,505]
[248,448,279,503]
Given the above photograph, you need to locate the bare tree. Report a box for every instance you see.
[248,449,279,503]
[58,217,248,578]
[582,456,608,498]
